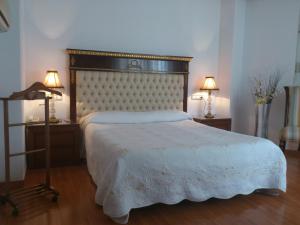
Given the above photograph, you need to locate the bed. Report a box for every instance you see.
[67,49,286,224]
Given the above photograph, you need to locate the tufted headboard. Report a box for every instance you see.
[67,49,192,122]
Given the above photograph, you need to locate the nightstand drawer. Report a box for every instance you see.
[26,123,81,169]
[32,130,75,147]
[193,118,231,131]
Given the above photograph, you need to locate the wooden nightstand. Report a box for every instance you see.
[26,122,81,169]
[193,117,232,131]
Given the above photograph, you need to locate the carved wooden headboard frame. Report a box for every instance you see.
[67,49,192,123]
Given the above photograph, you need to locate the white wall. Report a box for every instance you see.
[0,0,25,182]
[22,0,224,119]
[217,0,235,117]
[2,1,298,184]
[230,0,246,132]
[217,0,246,119]
[233,0,300,143]
[294,12,300,84]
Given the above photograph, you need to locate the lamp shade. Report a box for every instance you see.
[43,70,63,88]
[200,76,219,91]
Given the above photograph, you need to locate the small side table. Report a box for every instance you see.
[193,117,232,131]
[26,121,81,169]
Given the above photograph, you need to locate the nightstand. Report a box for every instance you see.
[25,122,81,169]
[193,117,232,131]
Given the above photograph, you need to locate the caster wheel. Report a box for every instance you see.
[36,188,43,193]
[12,208,19,217]
[0,197,6,205]
[52,195,58,202]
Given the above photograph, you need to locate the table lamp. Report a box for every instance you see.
[43,70,63,123]
[200,76,219,118]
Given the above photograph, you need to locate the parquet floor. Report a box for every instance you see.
[1,152,300,225]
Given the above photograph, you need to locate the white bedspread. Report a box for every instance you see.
[82,114,286,224]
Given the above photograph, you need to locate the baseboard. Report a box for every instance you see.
[286,140,299,150]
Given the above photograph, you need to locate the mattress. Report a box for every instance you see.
[81,111,286,224]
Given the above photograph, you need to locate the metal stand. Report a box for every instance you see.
[0,82,61,216]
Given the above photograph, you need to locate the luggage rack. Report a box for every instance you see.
[0,82,61,216]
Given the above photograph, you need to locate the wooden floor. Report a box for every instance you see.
[1,152,300,225]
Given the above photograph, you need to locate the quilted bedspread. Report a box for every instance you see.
[82,115,286,224]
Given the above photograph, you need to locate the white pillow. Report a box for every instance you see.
[80,111,192,127]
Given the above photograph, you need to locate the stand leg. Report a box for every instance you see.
[0,195,6,205]
[52,193,59,202]
[1,194,18,216]
[12,207,19,217]
[279,140,286,152]
[3,100,10,194]
[45,98,51,187]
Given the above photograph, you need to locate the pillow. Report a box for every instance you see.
[80,111,192,127]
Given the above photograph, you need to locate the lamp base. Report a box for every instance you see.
[49,117,60,123]
[204,112,215,119]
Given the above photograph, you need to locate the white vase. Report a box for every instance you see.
[255,103,271,138]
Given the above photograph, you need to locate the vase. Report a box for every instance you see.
[255,103,271,138]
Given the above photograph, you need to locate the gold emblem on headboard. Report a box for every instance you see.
[128,59,142,71]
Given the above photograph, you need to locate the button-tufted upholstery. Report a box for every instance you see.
[76,71,184,118]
